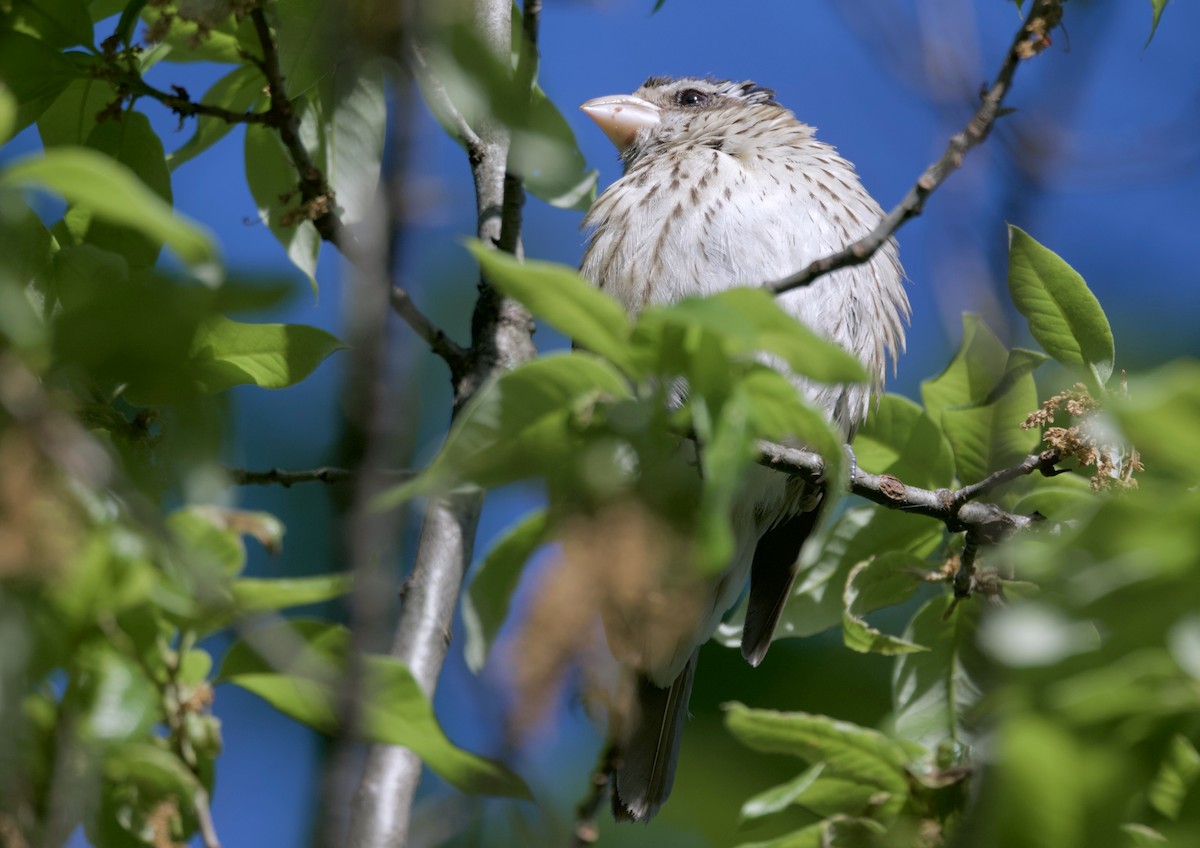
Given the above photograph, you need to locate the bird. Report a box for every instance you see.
[578,76,910,822]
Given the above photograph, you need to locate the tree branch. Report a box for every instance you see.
[769,0,1062,296]
[755,440,1067,543]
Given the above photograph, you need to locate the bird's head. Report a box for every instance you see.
[581,76,781,165]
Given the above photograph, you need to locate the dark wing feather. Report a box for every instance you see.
[741,491,826,666]
[611,650,699,822]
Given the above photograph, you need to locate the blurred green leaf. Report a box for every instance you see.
[740,763,824,821]
[0,0,94,48]
[141,2,256,63]
[244,121,321,288]
[2,147,219,274]
[512,85,599,211]
[0,30,85,131]
[734,817,885,848]
[1113,359,1200,479]
[724,703,913,800]
[467,241,636,374]
[169,65,266,169]
[855,394,955,489]
[0,84,15,144]
[272,0,338,96]
[842,553,931,655]
[694,389,755,573]
[1007,226,1114,392]
[188,315,345,393]
[892,596,984,751]
[376,353,632,506]
[975,347,1050,408]
[67,645,159,745]
[1148,735,1200,820]
[462,508,550,674]
[230,574,352,615]
[220,620,531,798]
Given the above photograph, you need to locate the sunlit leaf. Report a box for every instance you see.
[36,76,118,148]
[740,763,824,821]
[188,315,345,393]
[1007,226,1114,392]
[1147,0,1170,45]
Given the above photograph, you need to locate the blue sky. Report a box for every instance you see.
[8,0,1195,845]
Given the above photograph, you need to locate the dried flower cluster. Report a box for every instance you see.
[1022,382,1143,492]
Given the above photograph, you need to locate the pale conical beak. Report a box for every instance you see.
[580,94,661,152]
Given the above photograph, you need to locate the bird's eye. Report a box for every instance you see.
[676,88,709,108]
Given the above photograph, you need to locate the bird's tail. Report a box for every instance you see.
[610,650,699,822]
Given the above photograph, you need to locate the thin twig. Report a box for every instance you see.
[755,440,1064,541]
[223,466,419,487]
[769,0,1062,295]
[949,447,1066,509]
[390,287,469,376]
[954,529,982,599]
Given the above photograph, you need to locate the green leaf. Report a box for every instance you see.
[219,620,531,799]
[231,574,353,614]
[922,315,1039,484]
[0,84,15,145]
[842,553,931,655]
[1147,0,1169,45]
[188,315,345,393]
[738,365,847,474]
[740,763,825,820]
[1149,735,1200,820]
[724,703,912,799]
[462,509,550,673]
[941,376,1040,485]
[376,353,632,507]
[244,121,321,288]
[36,76,119,148]
[891,595,984,750]
[69,110,173,270]
[643,287,869,385]
[855,394,956,489]
[1,0,94,49]
[169,65,266,169]
[272,0,338,97]
[718,505,942,647]
[2,147,219,275]
[1007,225,1115,392]
[0,30,84,131]
[466,241,636,374]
